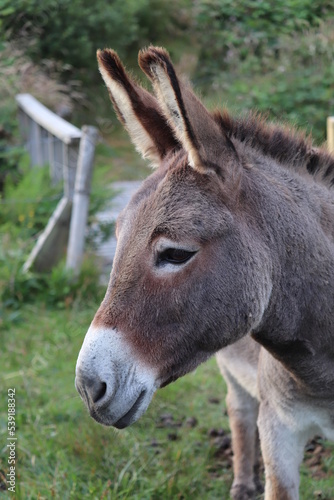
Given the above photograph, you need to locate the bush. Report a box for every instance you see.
[0,138,25,193]
[0,0,191,73]
[196,0,334,76]
[195,1,334,142]
[0,246,103,329]
[0,221,104,323]
[0,163,62,233]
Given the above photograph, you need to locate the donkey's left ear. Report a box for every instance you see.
[139,46,239,179]
[97,48,179,166]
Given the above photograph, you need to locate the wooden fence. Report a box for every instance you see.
[16,94,98,275]
[16,94,334,274]
[327,117,334,154]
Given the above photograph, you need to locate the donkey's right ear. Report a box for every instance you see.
[97,49,179,166]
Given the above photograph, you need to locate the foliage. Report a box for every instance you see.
[0,40,85,194]
[195,2,334,142]
[0,230,103,323]
[0,41,82,113]
[196,0,334,75]
[2,0,333,144]
[0,140,25,194]
[1,164,61,230]
[1,250,102,321]
[0,163,111,316]
[0,0,191,73]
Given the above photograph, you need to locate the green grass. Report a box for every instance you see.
[0,301,333,499]
[0,302,232,499]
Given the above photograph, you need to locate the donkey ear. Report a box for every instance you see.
[139,47,238,176]
[97,49,179,166]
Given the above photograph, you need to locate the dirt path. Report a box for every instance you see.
[95,180,142,284]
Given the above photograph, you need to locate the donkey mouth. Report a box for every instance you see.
[113,389,147,429]
[160,374,180,388]
[88,389,148,428]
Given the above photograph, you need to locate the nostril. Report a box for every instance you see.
[92,381,107,404]
[76,372,109,406]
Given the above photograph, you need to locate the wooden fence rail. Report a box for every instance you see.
[16,93,82,197]
[16,94,97,273]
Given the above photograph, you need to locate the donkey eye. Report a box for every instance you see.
[157,248,196,266]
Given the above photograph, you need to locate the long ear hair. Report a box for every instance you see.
[97,49,179,166]
[139,46,239,183]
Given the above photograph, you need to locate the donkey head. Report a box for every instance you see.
[75,47,273,428]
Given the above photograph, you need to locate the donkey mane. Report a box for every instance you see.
[213,109,334,189]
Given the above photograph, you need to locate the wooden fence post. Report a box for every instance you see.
[66,126,98,275]
[327,117,334,153]
[17,93,84,272]
[23,197,73,273]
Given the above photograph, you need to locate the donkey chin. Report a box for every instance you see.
[75,325,159,428]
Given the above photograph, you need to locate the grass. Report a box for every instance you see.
[0,301,232,499]
[0,300,333,499]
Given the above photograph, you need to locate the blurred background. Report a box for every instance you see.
[1,1,334,498]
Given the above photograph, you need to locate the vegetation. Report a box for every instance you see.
[1,1,334,497]
[195,1,334,142]
[0,0,191,71]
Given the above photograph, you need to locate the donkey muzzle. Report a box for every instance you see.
[75,325,158,427]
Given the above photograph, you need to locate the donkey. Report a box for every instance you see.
[75,46,334,499]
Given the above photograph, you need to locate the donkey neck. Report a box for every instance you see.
[244,159,334,393]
